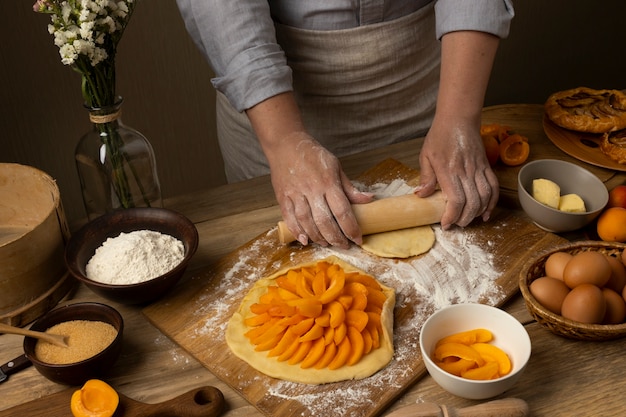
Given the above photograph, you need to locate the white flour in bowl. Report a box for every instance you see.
[86,230,184,284]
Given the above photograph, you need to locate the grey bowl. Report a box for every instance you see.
[518,159,608,233]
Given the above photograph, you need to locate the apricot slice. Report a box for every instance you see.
[471,343,512,375]
[255,330,286,352]
[288,340,314,365]
[345,310,369,332]
[286,298,322,318]
[346,326,365,366]
[345,272,382,290]
[434,342,485,367]
[435,328,493,347]
[328,337,351,370]
[434,357,475,376]
[299,322,325,343]
[333,322,348,345]
[314,342,337,369]
[328,301,346,328]
[318,266,346,304]
[461,361,500,380]
[300,337,326,369]
[277,338,301,362]
[268,328,299,357]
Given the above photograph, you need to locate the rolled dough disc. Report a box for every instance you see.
[360,225,435,258]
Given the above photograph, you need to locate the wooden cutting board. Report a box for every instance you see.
[143,159,566,417]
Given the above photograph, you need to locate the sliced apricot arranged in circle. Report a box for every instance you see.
[243,261,389,370]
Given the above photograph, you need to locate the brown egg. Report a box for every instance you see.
[563,251,611,289]
[561,284,606,324]
[602,288,626,324]
[529,276,570,314]
[605,254,626,294]
[544,252,573,280]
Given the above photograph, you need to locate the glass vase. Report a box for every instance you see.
[75,97,162,220]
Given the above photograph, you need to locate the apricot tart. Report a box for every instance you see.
[226,256,395,384]
[545,87,626,133]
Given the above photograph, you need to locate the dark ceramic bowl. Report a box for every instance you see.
[65,207,199,305]
[23,302,124,386]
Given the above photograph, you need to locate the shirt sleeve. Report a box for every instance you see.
[176,0,292,112]
[434,0,515,39]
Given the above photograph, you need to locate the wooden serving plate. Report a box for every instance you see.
[543,116,626,172]
[143,159,566,417]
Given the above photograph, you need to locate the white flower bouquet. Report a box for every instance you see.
[34,0,159,214]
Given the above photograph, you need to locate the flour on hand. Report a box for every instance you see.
[86,230,185,284]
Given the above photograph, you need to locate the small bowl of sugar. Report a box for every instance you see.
[24,302,124,385]
[65,207,199,305]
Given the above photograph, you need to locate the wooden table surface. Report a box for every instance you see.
[2,104,626,416]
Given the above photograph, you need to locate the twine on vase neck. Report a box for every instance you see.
[89,109,121,124]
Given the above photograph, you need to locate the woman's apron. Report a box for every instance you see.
[217,3,440,182]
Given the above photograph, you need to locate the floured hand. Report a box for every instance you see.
[267,132,373,248]
[416,121,499,229]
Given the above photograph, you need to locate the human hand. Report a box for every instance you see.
[268,132,374,248]
[416,121,499,229]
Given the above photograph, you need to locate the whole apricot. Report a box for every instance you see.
[608,185,626,209]
[597,207,626,242]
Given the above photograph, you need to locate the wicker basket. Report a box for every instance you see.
[519,240,626,341]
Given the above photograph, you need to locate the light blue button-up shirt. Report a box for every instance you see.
[176,0,514,112]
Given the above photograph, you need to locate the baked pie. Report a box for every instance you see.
[600,128,626,164]
[545,87,626,133]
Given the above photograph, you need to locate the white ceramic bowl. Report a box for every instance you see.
[518,159,608,233]
[419,303,531,400]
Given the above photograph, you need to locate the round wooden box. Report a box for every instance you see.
[519,241,626,341]
[0,163,74,326]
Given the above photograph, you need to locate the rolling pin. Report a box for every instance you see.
[277,190,446,244]
[385,397,529,417]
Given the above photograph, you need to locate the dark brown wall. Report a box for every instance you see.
[2,1,625,224]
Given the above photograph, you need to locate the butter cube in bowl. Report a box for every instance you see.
[518,159,608,232]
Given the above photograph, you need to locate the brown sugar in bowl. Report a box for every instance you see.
[23,302,124,385]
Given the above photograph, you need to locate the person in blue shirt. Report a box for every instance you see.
[176,0,515,248]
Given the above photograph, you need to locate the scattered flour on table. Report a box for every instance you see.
[86,230,185,284]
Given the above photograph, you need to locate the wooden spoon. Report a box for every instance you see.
[0,323,69,348]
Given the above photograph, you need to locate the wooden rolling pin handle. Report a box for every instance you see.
[384,398,528,417]
[444,398,529,417]
[277,191,446,244]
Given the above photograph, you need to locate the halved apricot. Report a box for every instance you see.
[499,133,530,166]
